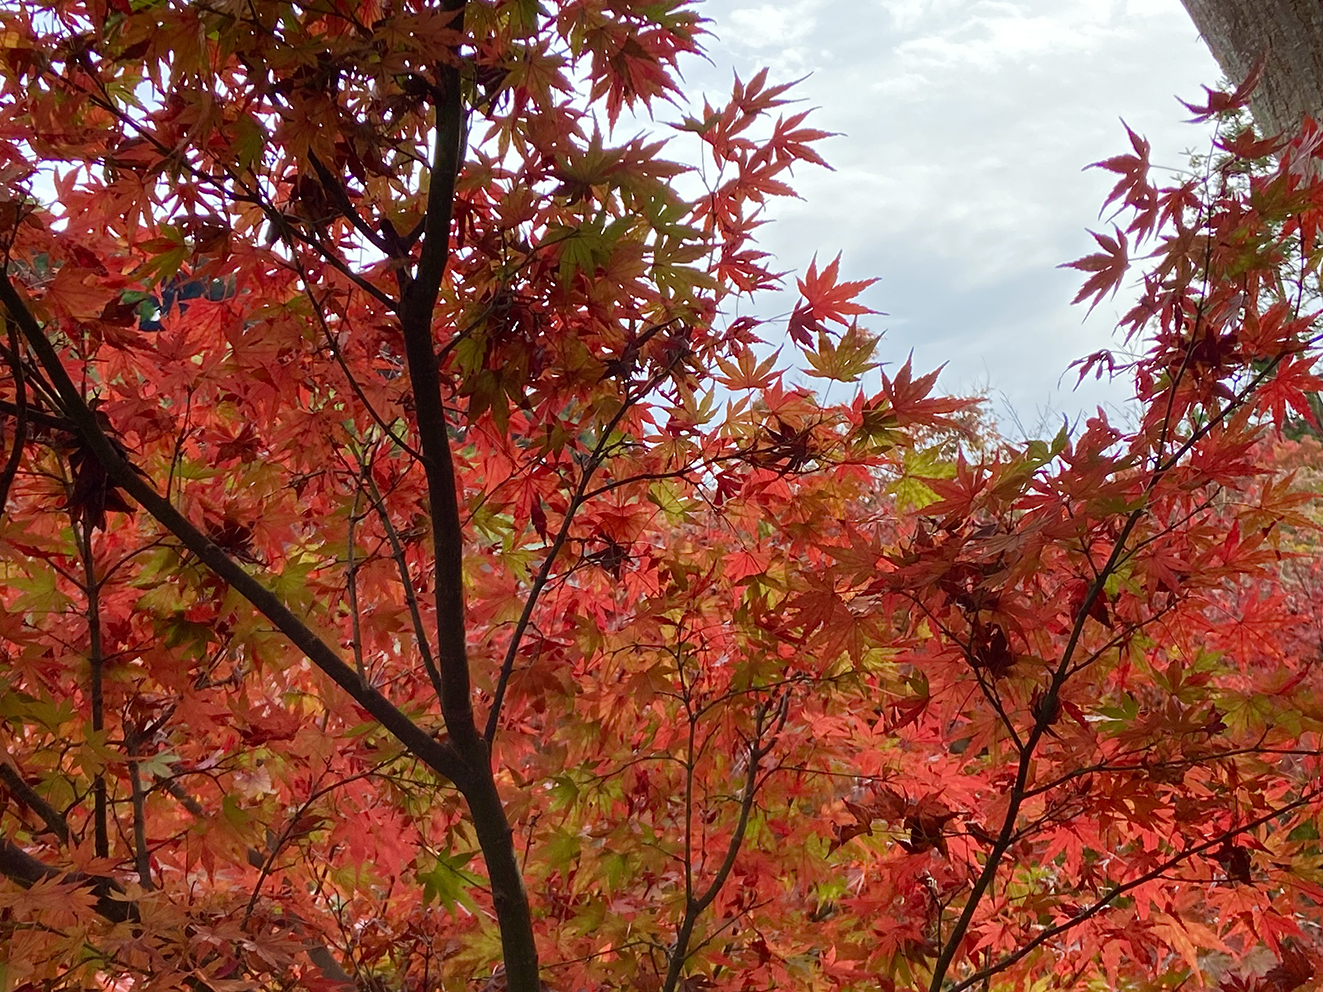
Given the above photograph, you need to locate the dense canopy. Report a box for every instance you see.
[1,3,1323,992]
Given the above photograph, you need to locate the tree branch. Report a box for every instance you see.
[0,760,69,843]
[307,151,397,257]
[662,694,787,992]
[486,354,694,744]
[126,726,153,890]
[78,518,110,860]
[358,456,445,702]
[0,318,28,516]
[0,271,470,793]
[0,836,138,924]
[391,28,543,967]
[396,6,479,750]
[925,351,1298,992]
[945,789,1322,992]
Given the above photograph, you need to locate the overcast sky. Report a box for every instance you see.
[667,0,1224,435]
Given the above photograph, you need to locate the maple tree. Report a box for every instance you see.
[3,2,1323,991]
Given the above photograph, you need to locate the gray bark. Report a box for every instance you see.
[1181,0,1323,136]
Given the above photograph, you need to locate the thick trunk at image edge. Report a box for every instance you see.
[1181,0,1323,137]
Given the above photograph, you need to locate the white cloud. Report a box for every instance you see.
[878,0,967,34]
[897,7,1104,72]
[677,0,1223,427]
[724,0,824,49]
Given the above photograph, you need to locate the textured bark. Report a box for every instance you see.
[1181,0,1323,136]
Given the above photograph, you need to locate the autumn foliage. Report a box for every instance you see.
[1,2,1323,992]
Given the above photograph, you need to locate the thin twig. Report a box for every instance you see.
[946,789,1322,992]
[484,355,691,745]
[357,450,444,703]
[346,484,366,678]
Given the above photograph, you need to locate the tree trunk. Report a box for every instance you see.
[1181,0,1323,136]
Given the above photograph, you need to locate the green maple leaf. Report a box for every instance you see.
[418,848,481,915]
[803,324,881,382]
[891,444,956,510]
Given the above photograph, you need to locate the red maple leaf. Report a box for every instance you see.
[1180,53,1266,123]
[1090,122,1158,237]
[1060,225,1129,315]
[795,253,878,327]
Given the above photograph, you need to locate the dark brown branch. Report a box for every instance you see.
[304,944,358,992]
[161,776,206,818]
[346,487,367,679]
[0,319,28,515]
[0,271,470,795]
[78,519,110,859]
[0,761,69,843]
[0,397,70,434]
[390,5,540,986]
[397,17,478,751]
[295,267,424,461]
[126,727,152,890]
[0,836,138,924]
[484,396,631,744]
[307,152,397,257]
[693,700,785,913]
